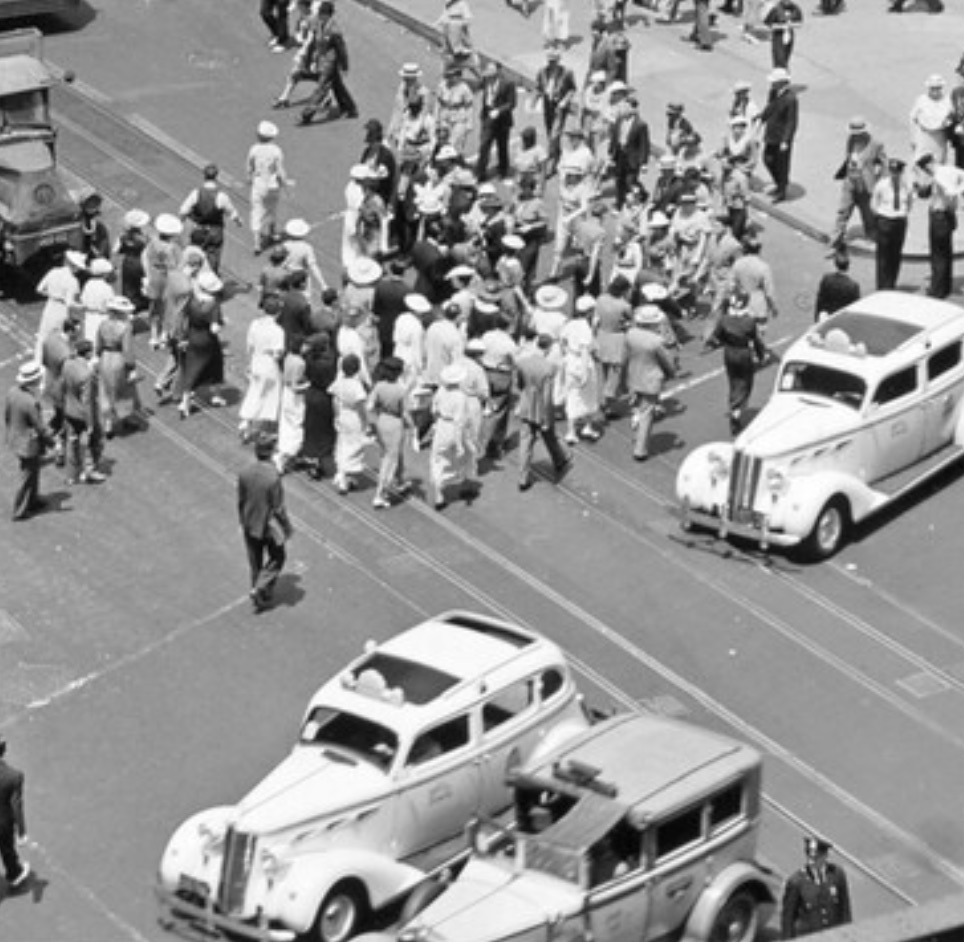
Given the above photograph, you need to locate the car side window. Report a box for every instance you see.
[928,342,962,381]
[873,365,917,406]
[654,805,703,860]
[539,668,564,701]
[408,715,470,766]
[482,679,533,732]
[708,781,744,832]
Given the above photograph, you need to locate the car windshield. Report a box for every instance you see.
[778,360,867,409]
[517,835,584,886]
[299,706,399,772]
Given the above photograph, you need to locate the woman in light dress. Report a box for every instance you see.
[910,75,955,166]
[95,295,145,437]
[328,353,370,494]
[238,296,285,441]
[367,356,413,508]
[36,249,84,359]
[277,345,310,473]
[80,258,116,345]
[561,296,602,443]
[429,362,472,509]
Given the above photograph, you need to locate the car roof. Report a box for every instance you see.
[527,713,760,822]
[309,611,566,726]
[787,291,964,377]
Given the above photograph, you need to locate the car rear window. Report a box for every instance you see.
[352,653,459,705]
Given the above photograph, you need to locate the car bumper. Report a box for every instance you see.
[155,885,296,942]
[4,221,83,265]
[679,501,802,549]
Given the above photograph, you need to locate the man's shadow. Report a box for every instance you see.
[0,870,50,908]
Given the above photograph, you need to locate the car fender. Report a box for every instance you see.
[527,715,594,768]
[268,848,426,934]
[676,442,734,506]
[681,861,779,942]
[775,471,878,538]
[157,805,234,891]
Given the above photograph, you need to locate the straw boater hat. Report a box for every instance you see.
[106,295,135,315]
[400,63,422,79]
[405,293,432,315]
[535,284,568,311]
[16,361,43,386]
[123,208,150,229]
[257,120,279,139]
[347,257,382,286]
[640,282,669,302]
[197,271,224,294]
[285,218,311,239]
[440,362,467,386]
[501,234,525,252]
[445,264,476,282]
[435,144,459,162]
[65,249,87,269]
[154,213,183,237]
[89,258,113,277]
[634,304,664,327]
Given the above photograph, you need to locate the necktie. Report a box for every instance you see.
[893,177,900,213]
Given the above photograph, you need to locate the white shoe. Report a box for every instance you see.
[11,862,31,888]
[564,432,578,445]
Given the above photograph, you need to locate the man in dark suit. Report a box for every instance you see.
[0,735,30,890]
[372,259,410,359]
[476,62,517,182]
[760,68,798,203]
[534,48,577,176]
[781,835,852,938]
[278,269,314,355]
[814,250,860,321]
[763,0,803,70]
[609,94,650,209]
[238,433,293,613]
[4,361,52,521]
[515,332,572,490]
[360,119,398,208]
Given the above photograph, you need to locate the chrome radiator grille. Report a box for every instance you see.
[729,451,762,515]
[218,827,255,915]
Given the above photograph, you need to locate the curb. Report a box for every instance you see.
[350,0,946,263]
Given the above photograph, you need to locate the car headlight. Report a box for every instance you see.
[197,822,225,857]
[260,847,290,883]
[708,450,730,482]
[765,468,789,496]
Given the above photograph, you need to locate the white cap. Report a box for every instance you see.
[284,218,311,239]
[197,271,224,294]
[154,213,183,237]
[258,120,279,138]
[405,293,432,314]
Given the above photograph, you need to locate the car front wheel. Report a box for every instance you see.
[707,889,759,942]
[309,881,369,942]
[801,496,849,561]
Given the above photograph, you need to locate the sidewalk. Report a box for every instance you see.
[353,0,964,260]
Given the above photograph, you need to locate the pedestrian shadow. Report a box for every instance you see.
[650,429,686,455]
[0,870,49,908]
[271,572,306,611]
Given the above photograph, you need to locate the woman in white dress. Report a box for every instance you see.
[561,295,601,443]
[910,75,955,165]
[277,346,310,472]
[36,249,84,359]
[328,353,370,494]
[238,298,285,441]
[80,258,116,345]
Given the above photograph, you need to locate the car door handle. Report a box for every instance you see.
[666,878,692,900]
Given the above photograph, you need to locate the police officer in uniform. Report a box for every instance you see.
[781,835,852,939]
[0,734,30,890]
[179,164,243,273]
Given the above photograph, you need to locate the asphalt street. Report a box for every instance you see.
[2,2,964,941]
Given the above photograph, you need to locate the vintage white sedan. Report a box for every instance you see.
[359,713,779,942]
[156,611,591,942]
[677,292,964,558]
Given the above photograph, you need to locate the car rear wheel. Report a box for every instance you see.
[802,496,849,561]
[708,889,758,942]
[310,881,368,942]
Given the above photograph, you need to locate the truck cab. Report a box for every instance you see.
[0,27,81,267]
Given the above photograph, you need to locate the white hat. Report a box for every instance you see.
[436,144,459,161]
[729,114,749,126]
[106,295,135,314]
[89,258,113,277]
[466,338,486,354]
[65,249,87,269]
[640,282,669,302]
[478,182,497,198]
[400,62,422,78]
[767,67,790,84]
[284,218,311,239]
[405,293,432,314]
[926,73,946,89]
[347,257,382,286]
[590,70,607,84]
[154,213,183,237]
[16,361,43,385]
[648,211,670,227]
[575,295,596,314]
[416,195,445,216]
[440,362,467,386]
[258,120,279,138]
[197,271,224,294]
[634,304,664,326]
[733,79,752,93]
[535,284,568,311]
[123,208,150,229]
[501,234,525,252]
[445,264,476,281]
[349,163,375,181]
[609,80,628,94]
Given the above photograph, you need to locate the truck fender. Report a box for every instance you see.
[681,862,779,942]
[158,805,234,890]
[528,717,593,767]
[269,848,427,935]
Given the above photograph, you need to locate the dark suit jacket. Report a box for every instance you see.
[372,275,411,351]
[515,349,557,426]
[0,758,26,836]
[410,238,446,304]
[480,76,517,130]
[238,458,291,540]
[761,89,798,145]
[814,272,860,319]
[535,64,577,114]
[4,385,46,459]
[279,289,314,355]
[610,115,651,171]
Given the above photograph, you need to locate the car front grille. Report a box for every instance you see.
[729,451,762,518]
[218,826,255,915]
